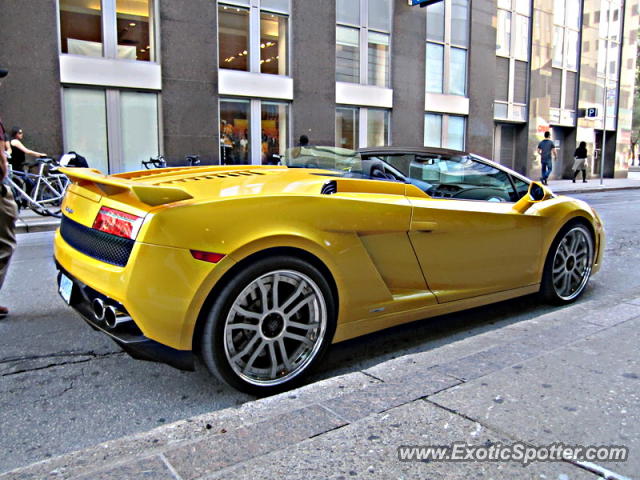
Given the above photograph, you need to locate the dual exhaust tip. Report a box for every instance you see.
[92,298,132,329]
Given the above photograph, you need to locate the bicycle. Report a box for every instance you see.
[141,154,201,170]
[6,157,69,217]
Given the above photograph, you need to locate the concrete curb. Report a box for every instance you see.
[550,184,640,195]
[4,289,640,480]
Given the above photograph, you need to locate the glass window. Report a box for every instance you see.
[494,102,508,118]
[336,107,359,149]
[497,0,511,8]
[261,102,288,165]
[336,26,360,83]
[597,39,606,75]
[426,0,445,43]
[63,88,109,173]
[367,109,389,147]
[446,116,466,150]
[565,1,580,29]
[551,68,562,108]
[553,0,565,25]
[513,60,528,104]
[260,12,287,75]
[449,48,467,96]
[424,113,443,147]
[514,15,529,61]
[368,32,390,87]
[496,57,510,102]
[553,27,564,67]
[60,0,103,57]
[451,0,469,47]
[219,5,250,71]
[514,0,530,15]
[609,42,620,75]
[220,99,250,165]
[496,10,511,57]
[368,0,391,32]
[426,43,444,93]
[120,92,159,172]
[261,0,289,12]
[510,175,529,200]
[337,0,360,25]
[411,154,515,201]
[116,0,153,61]
[565,29,579,70]
[565,71,577,110]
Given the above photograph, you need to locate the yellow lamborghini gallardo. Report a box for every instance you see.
[54,146,604,394]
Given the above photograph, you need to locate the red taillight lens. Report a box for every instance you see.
[92,207,143,240]
[191,250,225,263]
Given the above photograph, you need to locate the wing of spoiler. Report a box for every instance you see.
[59,167,194,206]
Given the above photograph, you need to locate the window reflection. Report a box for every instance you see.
[336,107,359,149]
[220,99,250,165]
[60,0,103,57]
[367,32,390,87]
[336,26,360,83]
[219,5,250,71]
[367,109,389,147]
[116,0,153,61]
[260,12,287,75]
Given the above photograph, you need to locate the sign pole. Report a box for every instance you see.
[600,0,611,186]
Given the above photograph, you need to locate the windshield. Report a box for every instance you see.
[282,146,364,175]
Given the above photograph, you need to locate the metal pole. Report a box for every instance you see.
[600,0,612,185]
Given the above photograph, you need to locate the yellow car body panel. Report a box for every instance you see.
[54,165,604,357]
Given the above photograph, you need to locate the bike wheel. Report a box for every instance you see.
[32,182,63,217]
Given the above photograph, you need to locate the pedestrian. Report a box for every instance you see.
[537,131,556,185]
[0,67,18,319]
[298,134,309,147]
[572,141,589,183]
[9,126,47,172]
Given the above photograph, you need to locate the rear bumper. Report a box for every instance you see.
[56,264,195,371]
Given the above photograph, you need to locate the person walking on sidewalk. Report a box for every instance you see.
[537,131,556,185]
[0,68,18,319]
[572,141,589,183]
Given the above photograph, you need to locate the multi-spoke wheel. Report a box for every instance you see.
[541,222,594,304]
[201,255,336,395]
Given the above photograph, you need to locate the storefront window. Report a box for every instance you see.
[60,0,103,57]
[115,0,153,61]
[63,88,109,172]
[220,99,250,165]
[260,12,287,75]
[261,102,288,164]
[367,109,389,147]
[336,107,359,149]
[219,5,250,71]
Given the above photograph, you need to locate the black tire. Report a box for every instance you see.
[540,221,594,305]
[201,255,336,396]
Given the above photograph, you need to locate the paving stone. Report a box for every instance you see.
[205,400,598,480]
[321,371,459,423]
[431,318,640,478]
[75,456,176,480]
[584,302,640,327]
[164,404,346,480]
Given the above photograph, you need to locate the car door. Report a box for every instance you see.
[406,154,543,303]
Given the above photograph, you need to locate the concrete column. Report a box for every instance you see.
[0,0,62,157]
[467,0,498,158]
[291,0,336,146]
[159,0,219,164]
[390,0,426,147]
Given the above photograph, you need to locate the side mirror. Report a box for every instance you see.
[513,181,552,214]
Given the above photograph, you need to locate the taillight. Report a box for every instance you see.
[92,207,143,240]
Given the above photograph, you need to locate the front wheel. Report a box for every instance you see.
[540,222,594,304]
[201,256,336,395]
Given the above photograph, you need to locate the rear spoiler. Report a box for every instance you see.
[60,168,193,206]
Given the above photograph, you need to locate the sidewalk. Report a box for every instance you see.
[4,289,639,479]
[16,174,640,235]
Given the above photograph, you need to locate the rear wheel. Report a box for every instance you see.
[541,222,594,304]
[201,256,336,395]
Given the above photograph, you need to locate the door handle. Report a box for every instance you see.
[410,221,438,232]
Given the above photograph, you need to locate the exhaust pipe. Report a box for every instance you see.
[104,305,133,329]
[92,298,105,321]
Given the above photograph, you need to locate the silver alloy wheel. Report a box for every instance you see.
[223,269,328,386]
[551,226,593,301]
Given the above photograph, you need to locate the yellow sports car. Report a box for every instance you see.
[54,146,604,395]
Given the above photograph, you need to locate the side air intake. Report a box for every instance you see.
[320,180,338,195]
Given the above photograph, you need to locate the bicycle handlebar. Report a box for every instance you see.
[142,156,167,169]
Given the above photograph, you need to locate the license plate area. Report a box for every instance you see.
[59,273,74,304]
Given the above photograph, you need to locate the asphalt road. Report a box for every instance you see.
[0,189,638,474]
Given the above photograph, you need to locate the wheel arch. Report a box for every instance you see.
[191,246,339,355]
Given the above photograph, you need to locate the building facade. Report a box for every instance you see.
[0,0,637,179]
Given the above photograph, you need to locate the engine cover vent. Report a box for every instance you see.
[321,180,337,195]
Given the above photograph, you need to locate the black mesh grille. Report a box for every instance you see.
[60,216,134,267]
